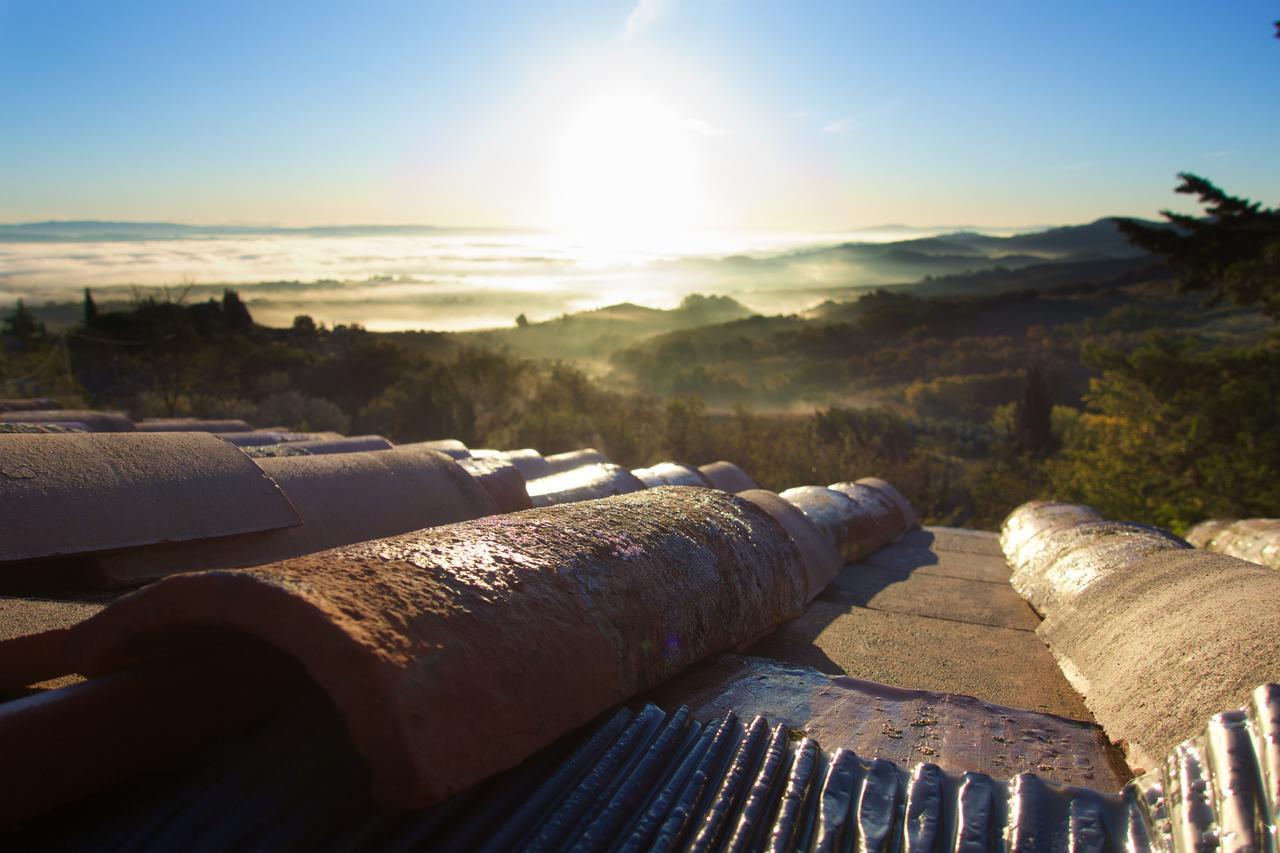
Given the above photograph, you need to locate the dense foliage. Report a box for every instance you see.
[1117,174,1280,318]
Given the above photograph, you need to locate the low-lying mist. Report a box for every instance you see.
[0,221,1140,331]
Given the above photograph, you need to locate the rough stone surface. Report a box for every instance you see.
[526,462,646,507]
[698,460,758,493]
[70,486,808,807]
[0,433,300,566]
[1035,549,1280,773]
[91,446,497,583]
[1185,517,1280,569]
[631,461,713,488]
[749,527,1092,720]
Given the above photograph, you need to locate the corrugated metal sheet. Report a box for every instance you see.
[16,685,1277,851]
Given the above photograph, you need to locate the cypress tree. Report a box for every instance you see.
[83,287,99,327]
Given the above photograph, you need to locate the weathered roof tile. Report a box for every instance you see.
[0,410,134,432]
[135,418,252,433]
[68,487,808,807]
[88,446,497,584]
[0,433,300,567]
[697,460,758,492]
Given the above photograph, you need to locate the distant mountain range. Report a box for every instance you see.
[664,218,1159,314]
[0,221,469,242]
[0,218,1158,249]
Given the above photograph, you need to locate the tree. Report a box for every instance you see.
[515,313,529,329]
[291,314,318,338]
[1051,337,1280,532]
[2,300,46,349]
[1013,365,1055,457]
[82,288,99,327]
[1115,175,1280,317]
[221,289,254,332]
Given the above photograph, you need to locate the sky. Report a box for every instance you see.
[1,1,1277,234]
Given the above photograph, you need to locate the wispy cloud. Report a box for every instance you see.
[624,0,676,39]
[1205,149,1235,160]
[821,101,902,135]
[680,117,725,136]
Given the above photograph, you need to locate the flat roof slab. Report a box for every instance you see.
[747,525,1093,721]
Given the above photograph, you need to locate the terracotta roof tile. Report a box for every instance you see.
[397,438,470,459]
[472,447,555,480]
[278,435,393,454]
[87,446,496,584]
[218,430,342,447]
[1185,517,1280,569]
[0,410,134,432]
[697,460,758,492]
[1002,501,1280,772]
[68,487,810,807]
[135,418,252,433]
[527,462,646,507]
[544,448,610,473]
[457,455,533,512]
[631,461,713,488]
[0,433,300,567]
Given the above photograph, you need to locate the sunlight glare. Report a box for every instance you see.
[551,93,707,251]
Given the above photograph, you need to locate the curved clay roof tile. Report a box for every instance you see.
[70,486,809,808]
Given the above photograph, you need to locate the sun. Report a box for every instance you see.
[551,92,707,249]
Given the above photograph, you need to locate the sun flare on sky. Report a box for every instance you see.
[551,92,708,251]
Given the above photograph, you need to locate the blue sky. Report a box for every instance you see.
[1,0,1276,231]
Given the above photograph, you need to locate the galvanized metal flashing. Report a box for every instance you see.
[16,686,1278,850]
